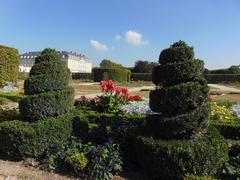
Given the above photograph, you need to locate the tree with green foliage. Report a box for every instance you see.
[132,60,158,73]
[19,48,74,121]
[100,59,125,69]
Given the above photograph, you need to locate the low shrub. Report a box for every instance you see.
[72,73,93,80]
[220,142,240,179]
[131,73,152,81]
[147,103,210,139]
[210,102,239,123]
[45,138,123,180]
[66,152,88,174]
[0,110,84,158]
[211,122,240,140]
[24,72,70,95]
[135,126,228,179]
[19,88,74,121]
[152,60,204,86]
[205,74,240,83]
[93,68,130,82]
[149,81,209,116]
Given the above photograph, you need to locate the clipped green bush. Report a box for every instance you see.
[19,48,74,121]
[0,45,19,87]
[149,81,209,116]
[147,103,210,139]
[24,73,70,95]
[159,41,194,65]
[152,59,204,85]
[0,111,84,158]
[135,127,228,179]
[93,68,131,82]
[19,88,74,121]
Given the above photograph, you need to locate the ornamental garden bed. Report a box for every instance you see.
[0,44,240,179]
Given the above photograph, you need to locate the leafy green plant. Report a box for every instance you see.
[87,142,123,180]
[66,152,88,174]
[210,102,238,123]
[0,107,19,122]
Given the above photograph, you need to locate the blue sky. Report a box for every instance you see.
[0,0,240,69]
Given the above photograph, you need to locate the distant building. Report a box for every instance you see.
[19,51,92,73]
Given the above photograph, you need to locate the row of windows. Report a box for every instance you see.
[20,55,37,59]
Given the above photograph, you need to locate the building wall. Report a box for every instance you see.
[19,52,92,73]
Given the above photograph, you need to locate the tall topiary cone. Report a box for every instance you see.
[149,40,209,139]
[135,41,228,179]
[19,48,74,121]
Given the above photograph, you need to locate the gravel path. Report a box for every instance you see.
[74,85,154,99]
[208,84,240,93]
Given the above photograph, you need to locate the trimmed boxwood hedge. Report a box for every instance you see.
[159,41,194,65]
[149,81,209,116]
[0,45,19,87]
[24,72,70,95]
[146,103,210,139]
[0,110,85,158]
[211,121,240,140]
[152,59,204,86]
[93,68,131,82]
[135,126,228,179]
[30,60,70,76]
[19,87,74,121]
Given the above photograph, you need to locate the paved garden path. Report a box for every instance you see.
[75,84,240,99]
[208,84,240,93]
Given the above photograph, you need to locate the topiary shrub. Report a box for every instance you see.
[136,41,228,179]
[0,45,19,87]
[149,41,209,139]
[19,48,74,121]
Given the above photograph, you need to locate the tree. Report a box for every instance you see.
[133,60,158,73]
[228,65,240,74]
[100,59,125,69]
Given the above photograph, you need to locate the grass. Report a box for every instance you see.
[0,92,24,102]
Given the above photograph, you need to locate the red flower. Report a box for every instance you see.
[106,80,116,92]
[80,96,87,100]
[128,95,142,101]
[121,88,128,95]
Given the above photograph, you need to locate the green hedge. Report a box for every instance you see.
[72,73,93,80]
[205,74,240,83]
[19,88,74,121]
[0,45,19,87]
[149,81,209,116]
[0,110,85,158]
[135,127,228,179]
[152,60,204,86]
[131,73,152,81]
[93,68,131,82]
[211,121,240,140]
[146,103,210,139]
[24,72,70,95]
